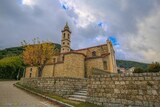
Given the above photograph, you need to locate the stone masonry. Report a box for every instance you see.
[21,72,160,107]
[20,77,87,97]
[87,72,160,107]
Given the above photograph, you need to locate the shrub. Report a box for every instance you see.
[133,67,145,73]
[148,62,160,72]
[0,56,24,79]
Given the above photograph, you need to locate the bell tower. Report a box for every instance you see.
[61,22,71,53]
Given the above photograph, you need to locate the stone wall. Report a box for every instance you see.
[25,53,85,78]
[106,40,117,73]
[20,77,87,97]
[85,58,104,77]
[75,44,108,57]
[54,62,64,77]
[25,66,38,78]
[63,53,85,78]
[87,73,160,107]
[42,65,53,77]
[92,68,112,75]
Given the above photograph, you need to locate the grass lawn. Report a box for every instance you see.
[47,94,101,107]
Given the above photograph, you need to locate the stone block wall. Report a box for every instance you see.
[75,44,108,57]
[64,53,85,78]
[42,65,54,77]
[20,77,87,97]
[25,53,86,78]
[92,68,112,75]
[85,58,104,77]
[87,73,160,107]
[25,66,37,78]
[54,63,64,77]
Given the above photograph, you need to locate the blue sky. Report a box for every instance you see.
[0,0,160,63]
[108,36,119,46]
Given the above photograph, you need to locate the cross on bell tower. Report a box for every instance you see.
[61,22,71,53]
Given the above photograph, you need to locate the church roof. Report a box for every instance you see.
[74,44,107,51]
[62,51,86,57]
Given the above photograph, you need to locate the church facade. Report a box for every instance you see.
[25,23,117,78]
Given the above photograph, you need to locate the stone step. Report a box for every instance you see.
[74,92,87,96]
[68,97,86,102]
[69,95,87,99]
[78,90,87,93]
[81,88,87,91]
[68,87,88,102]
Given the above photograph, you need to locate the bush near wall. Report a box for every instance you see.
[148,62,160,72]
[0,56,24,79]
[133,62,160,73]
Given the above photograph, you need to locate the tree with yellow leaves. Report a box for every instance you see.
[22,38,58,77]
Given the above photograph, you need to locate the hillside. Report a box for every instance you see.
[0,47,23,59]
[0,43,61,59]
[116,60,149,69]
[0,44,149,69]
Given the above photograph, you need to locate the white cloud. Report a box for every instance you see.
[22,0,36,6]
[95,35,106,42]
[59,0,160,63]
[59,0,96,28]
[121,10,160,63]
[120,0,128,11]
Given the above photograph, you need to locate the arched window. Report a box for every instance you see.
[63,33,65,38]
[92,51,96,57]
[62,56,64,61]
[103,61,107,70]
[30,68,32,77]
[68,34,70,39]
[63,42,65,45]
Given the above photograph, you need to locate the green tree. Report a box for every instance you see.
[148,62,160,72]
[0,56,24,79]
[133,67,144,73]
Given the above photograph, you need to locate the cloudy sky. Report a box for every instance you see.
[0,0,160,63]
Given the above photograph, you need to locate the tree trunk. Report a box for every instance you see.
[38,60,48,77]
[38,67,42,77]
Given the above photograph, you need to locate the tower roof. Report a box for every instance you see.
[62,22,71,33]
[64,22,69,29]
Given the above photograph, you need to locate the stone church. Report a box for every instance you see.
[25,23,117,78]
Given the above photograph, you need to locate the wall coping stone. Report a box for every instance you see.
[91,72,160,78]
[23,77,88,80]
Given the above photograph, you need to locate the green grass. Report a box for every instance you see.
[47,94,101,107]
[0,79,16,81]
[16,82,101,107]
